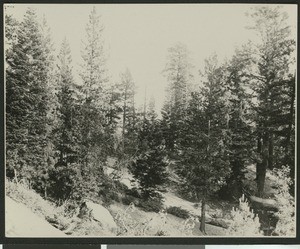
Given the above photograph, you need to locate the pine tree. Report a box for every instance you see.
[48,39,80,201]
[247,6,296,196]
[53,38,79,166]
[272,166,295,236]
[78,6,109,184]
[105,83,122,133]
[279,74,295,191]
[103,82,123,158]
[118,68,138,157]
[6,8,54,192]
[220,49,255,199]
[147,95,157,120]
[5,14,19,56]
[38,14,56,197]
[162,43,194,154]
[177,56,231,233]
[5,13,21,181]
[131,117,168,199]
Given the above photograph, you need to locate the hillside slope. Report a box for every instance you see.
[6,197,67,237]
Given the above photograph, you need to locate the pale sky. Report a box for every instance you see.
[4,4,297,112]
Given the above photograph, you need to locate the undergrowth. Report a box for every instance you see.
[166,206,190,219]
[226,194,263,236]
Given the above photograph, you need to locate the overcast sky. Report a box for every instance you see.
[4,4,297,112]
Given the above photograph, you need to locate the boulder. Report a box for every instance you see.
[78,201,117,230]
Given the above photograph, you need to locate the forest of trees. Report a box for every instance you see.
[5,6,296,235]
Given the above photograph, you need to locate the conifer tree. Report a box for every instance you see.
[5,14,19,56]
[78,6,109,182]
[221,50,255,199]
[131,117,168,199]
[117,68,138,157]
[54,38,79,166]
[162,43,194,154]
[5,13,21,181]
[247,6,296,196]
[178,56,231,233]
[48,38,81,201]
[6,8,54,191]
[147,95,157,120]
[103,83,123,158]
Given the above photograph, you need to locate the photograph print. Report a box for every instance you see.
[4,3,297,237]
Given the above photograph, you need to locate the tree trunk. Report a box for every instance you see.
[14,168,18,185]
[200,197,206,234]
[268,133,274,170]
[257,132,269,197]
[207,120,211,153]
[200,120,210,233]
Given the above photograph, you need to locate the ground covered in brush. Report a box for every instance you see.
[5,182,228,236]
[6,179,229,236]
[5,163,282,237]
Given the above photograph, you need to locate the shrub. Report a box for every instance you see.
[226,194,263,236]
[99,189,120,205]
[114,181,129,192]
[137,198,163,213]
[126,187,141,198]
[166,206,190,219]
[98,177,127,205]
[115,203,137,235]
[48,164,79,201]
[57,200,78,218]
[109,191,121,202]
[155,230,168,236]
[121,195,137,205]
[272,166,296,236]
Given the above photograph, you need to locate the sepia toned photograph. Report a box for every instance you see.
[4,3,297,238]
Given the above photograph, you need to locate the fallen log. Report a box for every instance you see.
[249,196,278,211]
[205,218,229,229]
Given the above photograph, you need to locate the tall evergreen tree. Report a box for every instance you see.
[48,38,81,201]
[4,14,19,56]
[147,95,157,120]
[78,6,109,182]
[103,82,123,158]
[5,13,20,181]
[220,50,255,199]
[54,38,79,166]
[178,56,231,233]
[162,43,194,154]
[247,6,296,196]
[6,8,54,191]
[118,68,137,156]
[131,116,168,199]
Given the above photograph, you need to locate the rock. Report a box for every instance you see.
[78,201,117,231]
[6,197,66,237]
